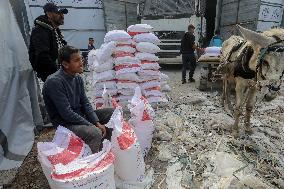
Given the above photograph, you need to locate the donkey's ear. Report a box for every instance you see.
[236,25,275,47]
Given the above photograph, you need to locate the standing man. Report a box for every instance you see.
[29,3,68,82]
[88,37,95,51]
[180,24,204,84]
[42,45,113,153]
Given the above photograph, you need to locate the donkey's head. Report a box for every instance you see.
[237,25,284,101]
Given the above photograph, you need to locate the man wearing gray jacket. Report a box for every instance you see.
[42,45,113,153]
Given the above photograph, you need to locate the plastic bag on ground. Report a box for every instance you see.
[133,33,160,44]
[51,140,116,189]
[37,126,92,188]
[135,52,159,62]
[136,42,160,54]
[104,30,131,43]
[106,108,145,184]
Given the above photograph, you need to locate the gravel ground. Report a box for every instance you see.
[5,65,284,189]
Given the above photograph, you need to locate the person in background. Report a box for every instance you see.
[180,24,204,84]
[42,45,113,153]
[29,2,68,82]
[88,37,95,50]
[209,30,222,47]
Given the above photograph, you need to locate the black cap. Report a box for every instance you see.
[43,3,68,14]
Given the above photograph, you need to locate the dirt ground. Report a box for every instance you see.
[5,65,284,189]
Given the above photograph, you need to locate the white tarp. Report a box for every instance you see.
[0,0,43,185]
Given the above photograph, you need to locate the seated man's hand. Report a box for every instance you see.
[95,122,106,137]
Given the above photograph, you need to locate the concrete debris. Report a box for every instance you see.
[166,161,184,189]
[157,144,173,162]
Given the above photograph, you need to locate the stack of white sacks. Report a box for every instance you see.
[128,24,169,103]
[89,24,170,107]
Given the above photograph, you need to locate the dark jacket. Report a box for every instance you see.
[29,15,67,81]
[180,32,195,54]
[42,68,99,127]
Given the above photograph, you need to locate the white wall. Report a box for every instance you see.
[24,0,106,50]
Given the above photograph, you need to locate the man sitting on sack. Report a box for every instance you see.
[42,45,113,153]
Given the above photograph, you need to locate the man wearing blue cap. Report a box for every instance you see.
[29,3,68,82]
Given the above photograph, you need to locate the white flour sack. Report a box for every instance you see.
[140,62,160,70]
[106,108,146,185]
[93,70,115,83]
[96,41,116,62]
[104,30,131,43]
[115,64,141,75]
[136,42,160,54]
[50,140,116,189]
[114,56,140,66]
[115,46,136,53]
[135,52,159,62]
[93,58,114,73]
[93,88,118,98]
[140,80,160,90]
[205,46,221,54]
[37,126,92,189]
[116,72,141,82]
[133,33,160,44]
[93,80,116,91]
[87,49,97,70]
[128,87,155,157]
[127,24,153,33]
[138,69,160,77]
[117,81,140,90]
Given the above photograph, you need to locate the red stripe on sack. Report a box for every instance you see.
[117,121,136,150]
[141,96,151,121]
[145,86,161,91]
[113,52,134,58]
[128,31,146,36]
[51,152,115,180]
[116,43,136,48]
[116,80,136,83]
[47,135,83,165]
[112,98,120,108]
[114,64,140,71]
[96,103,103,109]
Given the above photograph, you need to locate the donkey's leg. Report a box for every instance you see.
[232,78,246,137]
[244,87,257,134]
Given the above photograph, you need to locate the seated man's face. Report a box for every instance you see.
[64,52,84,74]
